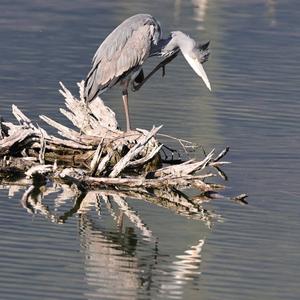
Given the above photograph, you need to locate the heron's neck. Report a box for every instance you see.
[150,31,191,58]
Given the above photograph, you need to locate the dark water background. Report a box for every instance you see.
[0,0,300,299]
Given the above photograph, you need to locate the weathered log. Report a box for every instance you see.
[0,81,236,201]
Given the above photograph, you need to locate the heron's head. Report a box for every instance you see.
[171,31,211,91]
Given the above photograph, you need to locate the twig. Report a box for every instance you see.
[38,126,46,164]
[213,146,230,162]
[157,133,199,154]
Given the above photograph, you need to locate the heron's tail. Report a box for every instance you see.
[84,66,99,103]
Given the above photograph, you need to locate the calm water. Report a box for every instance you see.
[1,0,300,299]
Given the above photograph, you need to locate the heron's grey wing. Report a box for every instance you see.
[84,14,160,102]
[92,14,160,64]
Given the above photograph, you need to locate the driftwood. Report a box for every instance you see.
[0,81,247,224]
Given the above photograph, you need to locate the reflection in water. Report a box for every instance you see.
[19,179,223,226]
[80,208,205,299]
[266,0,277,26]
[159,240,204,298]
[174,0,208,30]
[191,0,208,30]
[17,182,213,299]
[80,212,140,299]
[78,192,153,241]
[174,0,182,20]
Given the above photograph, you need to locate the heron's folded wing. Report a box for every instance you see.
[85,15,159,101]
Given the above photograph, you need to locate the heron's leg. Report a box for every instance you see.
[122,88,131,131]
[132,51,179,92]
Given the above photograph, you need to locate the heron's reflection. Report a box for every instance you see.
[79,211,140,299]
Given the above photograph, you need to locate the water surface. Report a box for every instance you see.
[0,0,300,299]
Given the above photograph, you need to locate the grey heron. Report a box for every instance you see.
[84,14,211,131]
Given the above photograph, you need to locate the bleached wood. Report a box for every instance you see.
[90,139,104,175]
[0,81,233,197]
[109,126,162,178]
[128,144,163,167]
[59,81,119,135]
[96,151,113,175]
[39,115,82,141]
[12,105,34,128]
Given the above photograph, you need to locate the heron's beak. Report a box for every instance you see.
[182,52,212,91]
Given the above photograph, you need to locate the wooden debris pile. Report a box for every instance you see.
[0,81,239,198]
[0,81,249,225]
